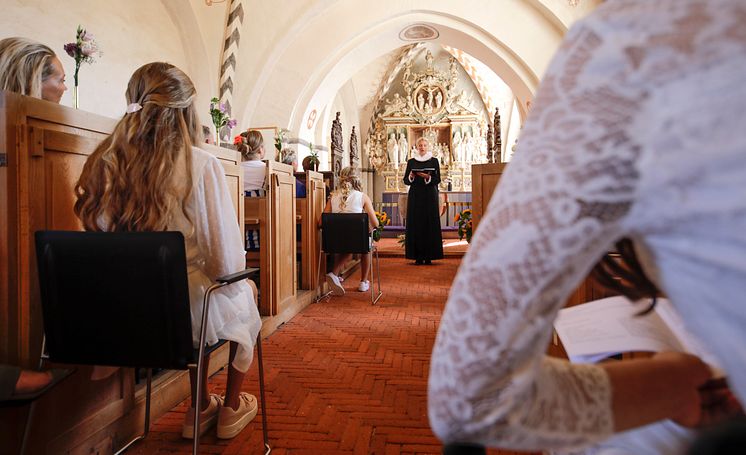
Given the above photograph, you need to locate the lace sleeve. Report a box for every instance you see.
[428,17,650,450]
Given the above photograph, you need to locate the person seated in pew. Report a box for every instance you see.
[236,129,267,251]
[282,148,306,198]
[323,167,379,295]
[0,36,67,103]
[428,1,746,453]
[74,62,262,440]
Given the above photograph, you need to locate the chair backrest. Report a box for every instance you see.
[321,213,370,254]
[34,231,195,370]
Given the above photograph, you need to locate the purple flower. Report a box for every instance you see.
[82,31,94,42]
[63,43,77,58]
[227,119,237,129]
[219,103,227,113]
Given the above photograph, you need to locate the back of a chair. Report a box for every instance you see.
[35,231,195,370]
[321,213,371,254]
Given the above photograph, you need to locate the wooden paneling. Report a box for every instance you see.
[300,171,325,290]
[268,161,297,315]
[0,91,243,454]
[471,162,507,233]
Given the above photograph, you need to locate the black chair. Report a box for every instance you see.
[34,231,270,455]
[316,213,382,305]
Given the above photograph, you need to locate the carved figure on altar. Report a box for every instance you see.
[464,130,475,162]
[382,93,406,117]
[387,132,399,166]
[425,50,434,72]
[349,126,359,163]
[397,131,409,165]
[402,61,412,85]
[417,92,425,111]
[452,130,463,163]
[331,111,344,156]
[449,89,474,114]
[435,90,443,110]
[448,56,459,87]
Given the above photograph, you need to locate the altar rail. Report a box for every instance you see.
[378,191,471,227]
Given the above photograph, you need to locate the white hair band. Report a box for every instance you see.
[125,103,143,114]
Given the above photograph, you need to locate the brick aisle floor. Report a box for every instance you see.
[133,257,536,455]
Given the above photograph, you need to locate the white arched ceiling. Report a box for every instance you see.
[234,0,571,142]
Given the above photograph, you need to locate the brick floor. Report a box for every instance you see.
[132,256,535,455]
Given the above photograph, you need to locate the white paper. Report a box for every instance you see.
[553,296,722,373]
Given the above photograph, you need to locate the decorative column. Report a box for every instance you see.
[218,0,244,139]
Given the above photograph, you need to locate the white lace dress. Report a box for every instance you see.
[170,147,262,373]
[429,0,746,451]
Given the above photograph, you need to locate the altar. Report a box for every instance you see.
[380,191,471,228]
[365,49,495,195]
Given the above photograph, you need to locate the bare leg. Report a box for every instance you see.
[360,252,371,282]
[188,353,211,410]
[224,342,247,411]
[14,370,52,394]
[332,253,352,275]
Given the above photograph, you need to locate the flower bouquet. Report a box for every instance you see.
[63,25,102,109]
[372,211,390,242]
[454,209,473,243]
[209,97,237,146]
[274,128,289,155]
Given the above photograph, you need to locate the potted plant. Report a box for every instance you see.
[307,143,320,171]
[454,209,473,243]
[209,97,236,146]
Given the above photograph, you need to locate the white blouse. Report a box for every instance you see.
[241,159,266,193]
[429,0,746,451]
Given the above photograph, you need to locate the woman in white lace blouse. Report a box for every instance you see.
[429,0,746,452]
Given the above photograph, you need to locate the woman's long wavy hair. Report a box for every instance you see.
[74,62,201,232]
[336,166,363,211]
[590,238,660,314]
[0,37,56,98]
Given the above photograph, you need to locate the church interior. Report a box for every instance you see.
[5,1,743,454]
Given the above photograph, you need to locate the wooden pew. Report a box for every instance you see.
[298,171,326,290]
[244,160,297,316]
[0,91,244,453]
[471,162,507,233]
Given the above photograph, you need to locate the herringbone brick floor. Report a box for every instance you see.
[132,257,535,455]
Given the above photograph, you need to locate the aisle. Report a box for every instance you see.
[133,257,534,455]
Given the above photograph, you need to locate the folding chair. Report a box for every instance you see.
[316,213,382,305]
[34,231,270,455]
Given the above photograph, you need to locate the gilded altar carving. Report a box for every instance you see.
[365,49,489,192]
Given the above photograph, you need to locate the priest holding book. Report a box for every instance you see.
[403,137,443,265]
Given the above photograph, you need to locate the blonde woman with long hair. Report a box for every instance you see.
[0,37,67,103]
[75,62,261,440]
[323,166,379,294]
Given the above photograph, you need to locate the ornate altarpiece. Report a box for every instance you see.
[365,50,491,192]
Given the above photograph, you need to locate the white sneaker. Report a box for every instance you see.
[326,273,345,295]
[358,280,370,292]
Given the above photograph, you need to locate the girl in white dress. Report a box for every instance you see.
[324,167,379,294]
[74,62,261,440]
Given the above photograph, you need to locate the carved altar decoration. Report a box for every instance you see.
[349,125,359,166]
[330,111,344,184]
[365,49,489,192]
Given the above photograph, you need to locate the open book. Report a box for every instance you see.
[553,296,723,375]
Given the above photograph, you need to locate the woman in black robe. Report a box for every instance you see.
[403,137,444,264]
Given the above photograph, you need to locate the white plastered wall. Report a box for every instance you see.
[233,0,584,144]
[0,0,225,126]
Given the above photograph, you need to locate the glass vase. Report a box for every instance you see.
[72,85,80,109]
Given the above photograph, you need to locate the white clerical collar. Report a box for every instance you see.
[413,152,433,162]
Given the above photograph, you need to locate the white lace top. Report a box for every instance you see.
[429,0,746,450]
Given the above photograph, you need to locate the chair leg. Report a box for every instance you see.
[315,251,332,303]
[114,369,152,455]
[256,334,271,454]
[371,247,382,305]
